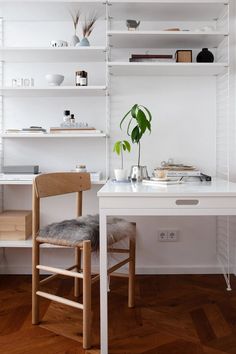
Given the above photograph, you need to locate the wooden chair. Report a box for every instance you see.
[32,172,136,349]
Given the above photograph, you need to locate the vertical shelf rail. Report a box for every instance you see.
[0,17,4,214]
[105,0,110,180]
[216,2,231,290]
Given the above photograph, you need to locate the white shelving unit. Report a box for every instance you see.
[0,132,107,138]
[0,47,107,63]
[0,86,107,97]
[108,62,228,76]
[108,30,228,48]
[0,0,232,289]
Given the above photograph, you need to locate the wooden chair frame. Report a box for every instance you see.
[32,172,136,349]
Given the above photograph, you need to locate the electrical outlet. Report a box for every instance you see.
[167,230,178,241]
[158,230,168,241]
[158,230,179,242]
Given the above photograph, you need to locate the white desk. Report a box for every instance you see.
[97,178,236,354]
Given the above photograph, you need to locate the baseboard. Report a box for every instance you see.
[0,264,233,275]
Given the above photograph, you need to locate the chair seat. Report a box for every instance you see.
[37,214,135,251]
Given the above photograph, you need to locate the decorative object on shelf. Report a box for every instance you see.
[45,74,64,86]
[12,78,34,87]
[75,70,88,86]
[126,19,140,31]
[120,104,152,182]
[129,54,173,62]
[164,28,180,31]
[196,48,214,63]
[0,210,32,240]
[61,110,71,126]
[78,13,98,46]
[175,50,192,63]
[50,40,68,47]
[69,9,80,46]
[113,140,131,181]
[75,164,87,172]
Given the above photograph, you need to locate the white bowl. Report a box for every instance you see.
[45,74,64,86]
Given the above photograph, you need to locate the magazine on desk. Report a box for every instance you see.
[142,178,182,186]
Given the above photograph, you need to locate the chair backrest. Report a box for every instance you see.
[34,172,91,198]
[32,172,91,237]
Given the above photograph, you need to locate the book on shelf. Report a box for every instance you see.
[49,127,102,134]
[129,58,174,62]
[5,127,47,134]
[131,54,173,59]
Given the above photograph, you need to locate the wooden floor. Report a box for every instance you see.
[1,274,236,354]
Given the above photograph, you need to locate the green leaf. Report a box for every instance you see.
[113,141,121,155]
[127,117,133,136]
[140,105,152,122]
[136,108,148,134]
[123,140,131,152]
[131,126,141,143]
[120,109,131,129]
[131,104,138,118]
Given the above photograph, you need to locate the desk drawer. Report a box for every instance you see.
[100,196,236,210]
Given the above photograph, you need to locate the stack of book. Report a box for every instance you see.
[5,127,47,134]
[49,127,102,134]
[129,54,174,62]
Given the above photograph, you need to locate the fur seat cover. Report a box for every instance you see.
[37,214,135,251]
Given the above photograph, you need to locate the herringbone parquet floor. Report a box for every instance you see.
[1,274,236,354]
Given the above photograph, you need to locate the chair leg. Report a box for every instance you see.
[128,237,136,308]
[82,240,92,349]
[32,240,40,324]
[74,247,81,297]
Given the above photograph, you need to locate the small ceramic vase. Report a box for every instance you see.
[196,48,214,63]
[78,37,90,47]
[70,34,80,47]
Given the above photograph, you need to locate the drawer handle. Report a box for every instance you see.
[175,199,199,206]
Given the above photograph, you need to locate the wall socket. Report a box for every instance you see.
[158,230,179,242]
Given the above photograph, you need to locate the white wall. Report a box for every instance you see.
[0,2,234,275]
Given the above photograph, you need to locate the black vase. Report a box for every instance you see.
[196,48,214,63]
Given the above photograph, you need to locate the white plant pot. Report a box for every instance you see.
[114,169,127,181]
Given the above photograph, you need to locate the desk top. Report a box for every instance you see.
[97,178,236,198]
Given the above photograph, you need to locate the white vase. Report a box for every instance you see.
[114,169,127,181]
[70,34,80,47]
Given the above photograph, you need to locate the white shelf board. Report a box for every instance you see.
[0,132,107,138]
[0,179,106,185]
[109,62,228,76]
[0,47,107,63]
[108,1,228,21]
[0,1,105,21]
[0,86,107,97]
[108,31,228,48]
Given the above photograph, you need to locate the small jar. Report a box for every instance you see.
[63,110,70,123]
[75,71,88,86]
[75,164,87,172]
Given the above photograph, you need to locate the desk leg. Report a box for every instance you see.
[100,211,108,354]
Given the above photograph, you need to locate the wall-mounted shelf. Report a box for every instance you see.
[108,0,228,21]
[108,31,228,48]
[0,179,107,185]
[0,133,107,138]
[0,86,107,97]
[108,62,228,76]
[0,47,107,63]
[0,1,105,21]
